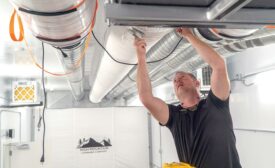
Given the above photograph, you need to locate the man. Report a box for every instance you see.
[134,28,242,168]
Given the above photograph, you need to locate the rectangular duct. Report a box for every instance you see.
[117,0,275,8]
[106,0,275,27]
[115,0,215,7]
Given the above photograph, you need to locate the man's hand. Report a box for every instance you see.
[176,28,194,39]
[134,38,147,60]
[176,28,230,101]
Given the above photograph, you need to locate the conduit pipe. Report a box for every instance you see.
[10,0,97,101]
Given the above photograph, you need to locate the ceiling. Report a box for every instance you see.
[116,0,275,8]
[0,0,106,91]
[1,0,275,106]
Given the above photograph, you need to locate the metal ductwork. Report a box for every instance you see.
[107,30,190,99]
[107,28,260,99]
[113,28,275,100]
[105,0,275,28]
[89,26,171,103]
[9,0,97,101]
[57,42,86,101]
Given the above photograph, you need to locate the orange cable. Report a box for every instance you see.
[76,0,98,66]
[68,0,86,10]
[23,0,98,76]
[24,38,73,76]
[9,9,24,41]
[265,25,275,29]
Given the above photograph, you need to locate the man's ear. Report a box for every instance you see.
[195,80,200,87]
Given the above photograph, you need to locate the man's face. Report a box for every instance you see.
[173,72,199,99]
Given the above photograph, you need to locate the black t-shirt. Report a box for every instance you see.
[162,90,242,168]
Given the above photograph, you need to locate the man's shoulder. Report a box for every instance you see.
[206,89,230,107]
[168,104,182,113]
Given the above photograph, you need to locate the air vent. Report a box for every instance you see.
[12,81,39,104]
[197,66,212,92]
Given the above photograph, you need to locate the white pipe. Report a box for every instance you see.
[89,26,170,103]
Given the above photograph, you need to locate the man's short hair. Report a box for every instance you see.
[174,71,197,80]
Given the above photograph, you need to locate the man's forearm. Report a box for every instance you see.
[137,56,153,102]
[185,35,225,70]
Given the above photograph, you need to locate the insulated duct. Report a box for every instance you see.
[116,29,275,100]
[10,0,97,101]
[89,26,171,103]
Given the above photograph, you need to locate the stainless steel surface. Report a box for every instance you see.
[207,0,252,20]
[207,0,239,20]
[115,0,215,7]
[105,3,275,27]
[245,0,275,9]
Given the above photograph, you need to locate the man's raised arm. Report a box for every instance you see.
[177,28,230,100]
[134,38,169,125]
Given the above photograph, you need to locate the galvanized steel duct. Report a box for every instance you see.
[119,29,275,100]
[107,28,261,99]
[107,30,189,98]
[9,0,97,101]
[57,41,86,101]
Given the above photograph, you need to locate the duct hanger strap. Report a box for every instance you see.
[9,9,24,42]
[36,35,82,43]
[35,21,91,43]
[18,0,85,16]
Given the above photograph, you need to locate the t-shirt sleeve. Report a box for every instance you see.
[208,89,230,108]
[159,104,177,129]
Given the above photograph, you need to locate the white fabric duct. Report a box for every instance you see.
[89,26,170,103]
[107,30,190,98]
[120,29,275,100]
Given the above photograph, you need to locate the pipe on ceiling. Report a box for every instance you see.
[107,30,190,99]
[89,26,171,103]
[10,0,97,101]
[115,29,275,100]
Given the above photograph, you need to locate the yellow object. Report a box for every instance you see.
[163,162,195,168]
[13,81,37,103]
[9,9,24,42]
